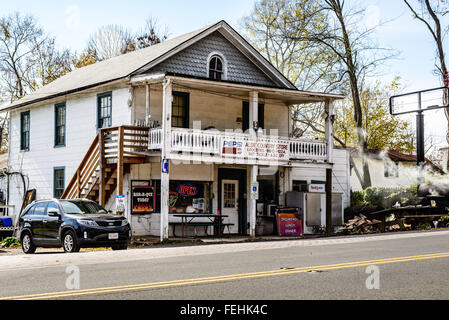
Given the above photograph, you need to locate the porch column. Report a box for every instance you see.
[160,79,172,241]
[145,84,151,125]
[288,104,293,137]
[249,91,258,131]
[250,165,258,238]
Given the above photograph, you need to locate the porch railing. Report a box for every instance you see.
[148,128,328,161]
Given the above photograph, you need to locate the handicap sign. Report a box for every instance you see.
[162,158,169,174]
[250,182,259,200]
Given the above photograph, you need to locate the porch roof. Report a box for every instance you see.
[166,75,345,105]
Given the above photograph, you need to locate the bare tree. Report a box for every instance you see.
[135,16,169,50]
[87,18,169,61]
[0,13,46,102]
[87,24,134,61]
[241,0,341,92]
[403,0,449,150]
[288,0,397,189]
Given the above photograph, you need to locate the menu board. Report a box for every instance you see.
[131,185,155,214]
[276,208,303,236]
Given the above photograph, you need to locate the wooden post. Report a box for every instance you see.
[325,100,335,235]
[160,79,172,241]
[117,126,124,196]
[326,168,333,235]
[99,130,106,207]
[325,100,334,164]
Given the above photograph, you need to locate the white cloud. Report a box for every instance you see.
[66,4,80,30]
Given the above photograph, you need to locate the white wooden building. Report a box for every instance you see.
[1,21,349,239]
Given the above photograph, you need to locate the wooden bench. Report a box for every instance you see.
[171,222,234,237]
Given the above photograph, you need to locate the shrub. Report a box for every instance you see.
[351,185,418,209]
[351,191,366,207]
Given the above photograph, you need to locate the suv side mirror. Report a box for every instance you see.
[48,210,61,218]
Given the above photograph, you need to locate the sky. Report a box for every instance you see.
[1,0,447,149]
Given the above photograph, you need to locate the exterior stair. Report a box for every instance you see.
[61,126,150,206]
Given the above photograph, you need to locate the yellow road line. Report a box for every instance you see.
[3,252,449,300]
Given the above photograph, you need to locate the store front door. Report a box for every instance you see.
[221,180,239,234]
[218,168,247,235]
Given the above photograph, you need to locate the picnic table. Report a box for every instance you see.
[172,214,232,238]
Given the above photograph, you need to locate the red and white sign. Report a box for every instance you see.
[221,139,289,160]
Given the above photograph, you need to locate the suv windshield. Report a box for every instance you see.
[60,201,108,215]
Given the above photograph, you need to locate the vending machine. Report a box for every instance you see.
[285,186,344,235]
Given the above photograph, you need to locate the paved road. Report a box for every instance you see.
[1,230,449,300]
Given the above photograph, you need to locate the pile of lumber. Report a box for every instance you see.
[337,215,383,235]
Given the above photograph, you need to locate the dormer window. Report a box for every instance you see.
[209,55,224,81]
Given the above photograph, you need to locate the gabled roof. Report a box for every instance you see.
[0,20,297,112]
[350,148,445,174]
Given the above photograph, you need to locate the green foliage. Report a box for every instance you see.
[350,191,366,207]
[0,237,20,248]
[334,79,415,154]
[351,185,418,208]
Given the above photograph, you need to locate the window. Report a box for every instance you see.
[55,103,66,147]
[223,183,236,208]
[54,167,65,199]
[384,162,399,178]
[172,92,189,128]
[47,201,61,214]
[20,111,30,151]
[209,55,224,81]
[97,92,112,129]
[33,202,48,216]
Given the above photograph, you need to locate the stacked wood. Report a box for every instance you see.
[337,215,383,235]
[338,214,413,235]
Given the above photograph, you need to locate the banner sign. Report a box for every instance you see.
[222,139,289,160]
[276,208,303,236]
[245,141,289,159]
[131,186,155,214]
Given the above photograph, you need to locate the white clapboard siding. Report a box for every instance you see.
[8,87,132,209]
[290,148,351,208]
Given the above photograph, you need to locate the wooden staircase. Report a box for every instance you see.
[61,126,150,206]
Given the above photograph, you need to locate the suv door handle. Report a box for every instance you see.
[43,220,48,224]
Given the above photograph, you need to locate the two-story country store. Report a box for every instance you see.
[2,21,349,240]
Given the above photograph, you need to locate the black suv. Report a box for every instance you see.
[18,199,131,254]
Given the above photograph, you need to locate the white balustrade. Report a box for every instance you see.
[148,128,328,161]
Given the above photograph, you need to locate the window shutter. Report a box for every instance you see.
[242,102,249,132]
[258,104,264,129]
[243,102,264,131]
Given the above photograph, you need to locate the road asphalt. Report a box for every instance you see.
[1,230,449,300]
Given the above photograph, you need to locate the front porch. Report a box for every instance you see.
[148,127,328,164]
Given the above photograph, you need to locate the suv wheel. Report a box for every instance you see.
[62,230,80,253]
[21,232,36,254]
[112,244,128,251]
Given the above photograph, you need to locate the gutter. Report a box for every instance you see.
[0,78,128,113]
